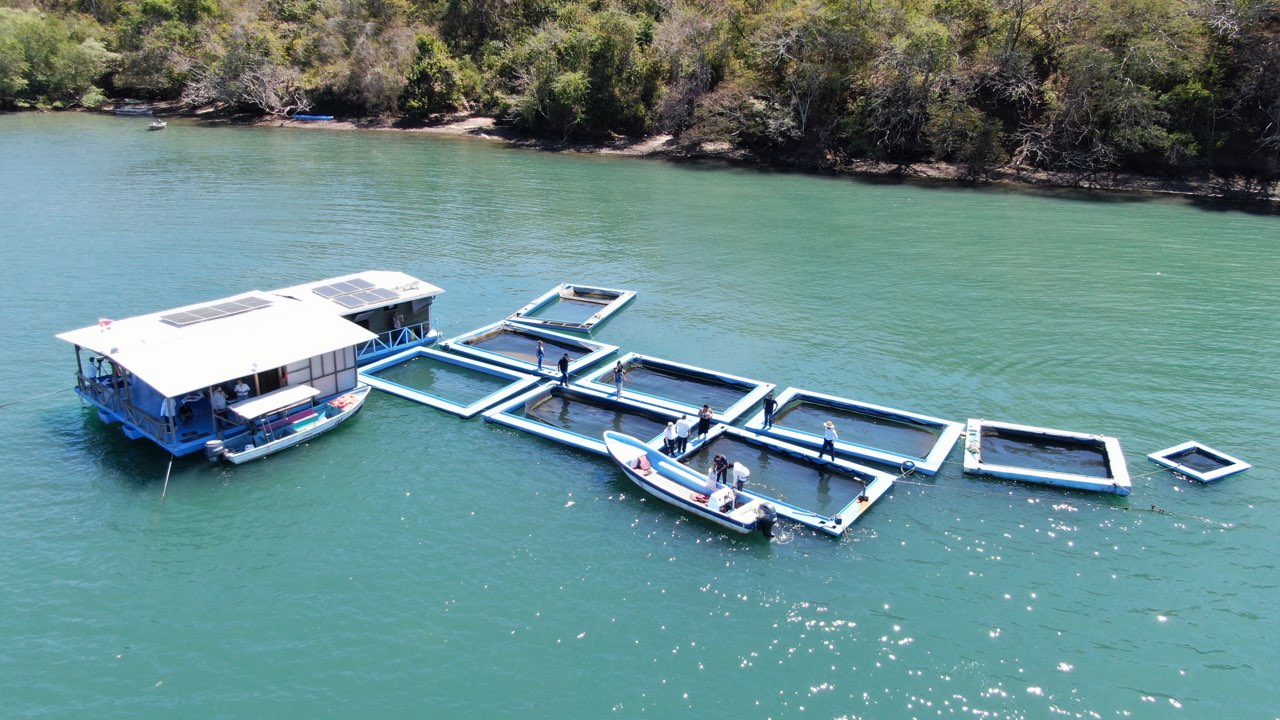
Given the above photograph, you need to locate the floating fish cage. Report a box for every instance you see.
[743,387,963,475]
[359,347,542,418]
[962,419,1131,495]
[507,283,637,334]
[483,384,704,457]
[443,321,618,378]
[1147,441,1250,483]
[685,426,895,536]
[575,352,775,423]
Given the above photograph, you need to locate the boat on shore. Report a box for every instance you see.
[604,431,774,537]
[113,106,153,116]
[206,385,370,464]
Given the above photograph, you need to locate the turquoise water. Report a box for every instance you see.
[2,113,1278,718]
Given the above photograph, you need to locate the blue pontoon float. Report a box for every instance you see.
[963,418,1132,495]
[575,352,774,423]
[743,387,963,476]
[687,425,896,536]
[507,283,636,334]
[443,321,618,377]
[483,383,711,457]
[1147,441,1250,483]
[359,347,542,418]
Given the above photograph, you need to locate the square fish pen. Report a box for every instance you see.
[576,352,775,423]
[483,384,705,457]
[1148,441,1250,483]
[743,387,964,476]
[962,418,1132,495]
[507,283,637,334]
[685,426,896,536]
[443,321,618,378]
[359,347,542,418]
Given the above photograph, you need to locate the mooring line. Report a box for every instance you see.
[890,476,1231,526]
[0,386,76,410]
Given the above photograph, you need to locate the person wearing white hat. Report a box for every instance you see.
[821,420,837,460]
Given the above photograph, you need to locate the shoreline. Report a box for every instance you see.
[126,105,1280,203]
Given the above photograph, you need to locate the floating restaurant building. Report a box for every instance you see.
[57,289,377,458]
[272,271,445,364]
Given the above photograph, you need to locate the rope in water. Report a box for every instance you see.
[0,386,76,410]
[891,469,1231,526]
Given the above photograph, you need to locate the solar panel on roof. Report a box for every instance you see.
[159,297,272,327]
[330,281,361,294]
[348,278,375,290]
[350,290,383,305]
[160,311,203,327]
[333,295,365,309]
[313,285,343,298]
[189,306,224,319]
[369,287,399,301]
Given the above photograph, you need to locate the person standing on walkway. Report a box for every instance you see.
[762,392,777,427]
[663,421,678,455]
[675,414,692,453]
[536,340,546,372]
[821,420,838,461]
[697,404,713,440]
[612,361,627,397]
[557,353,571,386]
[234,378,251,402]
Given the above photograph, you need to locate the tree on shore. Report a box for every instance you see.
[0,7,116,108]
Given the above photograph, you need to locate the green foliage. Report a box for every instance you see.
[0,8,117,107]
[401,32,464,114]
[498,7,661,137]
[13,0,1280,178]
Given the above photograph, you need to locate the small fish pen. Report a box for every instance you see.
[577,352,774,422]
[1148,441,1250,483]
[359,347,541,418]
[508,283,637,333]
[443,321,618,377]
[963,419,1131,495]
[745,387,963,475]
[483,384,691,456]
[687,426,895,536]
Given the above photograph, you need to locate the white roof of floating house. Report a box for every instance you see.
[271,271,444,315]
[56,291,377,399]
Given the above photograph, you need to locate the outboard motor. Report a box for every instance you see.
[757,503,778,539]
[204,438,225,463]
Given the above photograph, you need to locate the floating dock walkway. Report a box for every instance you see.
[686,426,896,536]
[1147,441,1250,483]
[359,347,542,418]
[443,321,618,377]
[963,418,1131,495]
[507,283,637,334]
[575,352,774,424]
[744,387,963,476]
[483,383,714,457]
